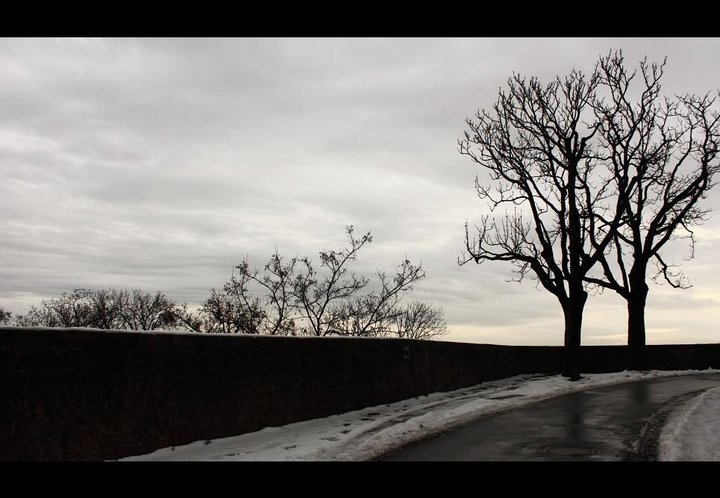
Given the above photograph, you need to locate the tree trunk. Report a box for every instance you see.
[562,154,587,381]
[561,290,587,381]
[627,268,649,371]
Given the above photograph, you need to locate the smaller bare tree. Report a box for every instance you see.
[197,269,266,334]
[393,301,448,340]
[87,288,126,330]
[20,289,95,328]
[175,226,439,340]
[235,251,299,335]
[173,303,206,333]
[326,259,425,337]
[119,289,179,331]
[14,306,53,327]
[12,288,180,331]
[0,306,11,325]
[293,226,372,336]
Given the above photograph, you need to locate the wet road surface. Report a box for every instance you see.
[383,374,720,461]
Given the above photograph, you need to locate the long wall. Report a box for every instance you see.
[1,327,719,461]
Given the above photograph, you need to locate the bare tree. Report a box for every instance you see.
[0,306,11,325]
[119,289,179,331]
[86,288,126,330]
[210,227,428,338]
[197,270,266,334]
[14,306,48,327]
[293,226,372,336]
[12,288,179,331]
[236,251,299,335]
[6,228,443,342]
[459,59,629,380]
[584,53,720,368]
[393,301,448,340]
[326,259,425,337]
[173,303,206,333]
[16,289,95,328]
[15,306,52,327]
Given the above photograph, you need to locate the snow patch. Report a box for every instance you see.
[121,368,720,461]
[658,385,720,461]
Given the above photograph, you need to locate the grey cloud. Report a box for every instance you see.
[2,38,720,345]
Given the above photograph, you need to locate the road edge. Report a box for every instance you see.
[626,388,713,461]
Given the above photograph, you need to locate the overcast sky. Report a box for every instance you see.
[1,38,719,345]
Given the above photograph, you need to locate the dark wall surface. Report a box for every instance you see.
[1,327,718,461]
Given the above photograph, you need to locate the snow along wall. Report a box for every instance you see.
[1,326,719,460]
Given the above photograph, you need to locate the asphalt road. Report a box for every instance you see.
[383,373,720,461]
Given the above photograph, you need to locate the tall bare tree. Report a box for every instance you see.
[459,60,629,380]
[585,53,720,368]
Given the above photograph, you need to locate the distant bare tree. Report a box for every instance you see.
[236,251,299,335]
[86,288,126,329]
[13,306,49,327]
[12,288,179,331]
[173,303,205,333]
[326,259,425,337]
[119,289,179,331]
[15,289,95,328]
[0,306,11,325]
[328,295,395,337]
[584,53,720,368]
[209,227,430,338]
[393,301,448,340]
[293,226,373,336]
[197,271,266,334]
[5,227,440,340]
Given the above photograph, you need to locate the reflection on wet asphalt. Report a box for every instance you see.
[383,374,720,461]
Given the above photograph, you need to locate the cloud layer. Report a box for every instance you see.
[1,38,719,345]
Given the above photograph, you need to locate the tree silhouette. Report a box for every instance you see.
[0,306,11,325]
[236,251,299,335]
[292,226,373,336]
[392,301,448,340]
[119,289,179,331]
[585,53,720,368]
[219,227,426,338]
[196,276,266,334]
[325,259,425,337]
[13,288,179,331]
[459,55,630,380]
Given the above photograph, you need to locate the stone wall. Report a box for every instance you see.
[1,327,717,460]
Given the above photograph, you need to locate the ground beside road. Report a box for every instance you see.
[383,374,720,461]
[122,369,720,461]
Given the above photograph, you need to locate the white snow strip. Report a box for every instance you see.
[121,369,720,462]
[658,385,720,461]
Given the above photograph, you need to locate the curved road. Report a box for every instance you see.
[383,374,720,461]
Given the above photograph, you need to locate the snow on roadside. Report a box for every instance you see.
[658,385,720,461]
[121,368,720,462]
